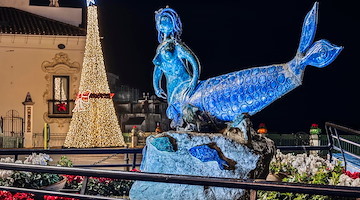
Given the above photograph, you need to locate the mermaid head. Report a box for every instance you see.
[155,7,182,43]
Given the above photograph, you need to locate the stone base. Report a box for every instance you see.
[130,131,275,200]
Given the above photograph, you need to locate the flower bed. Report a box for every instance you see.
[63,175,133,197]
[258,150,360,200]
[0,191,78,200]
[0,154,134,199]
[0,191,34,200]
[0,154,63,189]
[59,156,134,197]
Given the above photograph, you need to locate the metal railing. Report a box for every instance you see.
[0,162,359,199]
[1,110,23,137]
[325,122,360,170]
[0,148,143,169]
[0,147,143,199]
[273,133,332,155]
[47,100,75,118]
[0,123,359,199]
[0,135,23,148]
[0,110,24,148]
[268,123,360,170]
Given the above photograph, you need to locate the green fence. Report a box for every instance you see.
[266,132,310,146]
[266,132,360,157]
[0,135,23,148]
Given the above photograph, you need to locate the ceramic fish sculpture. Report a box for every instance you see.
[189,145,228,170]
[153,3,343,130]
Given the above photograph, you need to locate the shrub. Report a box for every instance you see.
[258,150,359,200]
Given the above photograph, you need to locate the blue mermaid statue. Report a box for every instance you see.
[153,3,342,132]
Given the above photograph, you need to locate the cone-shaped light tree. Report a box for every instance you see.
[64,1,125,148]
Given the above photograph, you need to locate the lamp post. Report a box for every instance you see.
[310,123,321,155]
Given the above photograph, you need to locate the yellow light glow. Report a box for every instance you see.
[64,6,125,148]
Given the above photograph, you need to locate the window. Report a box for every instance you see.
[155,104,160,114]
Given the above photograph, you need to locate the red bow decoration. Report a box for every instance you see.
[56,103,67,112]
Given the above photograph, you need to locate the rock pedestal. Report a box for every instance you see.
[130,131,275,200]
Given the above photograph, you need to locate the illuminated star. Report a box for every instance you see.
[86,0,96,6]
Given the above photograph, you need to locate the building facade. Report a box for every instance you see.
[116,94,170,133]
[106,77,170,133]
[0,0,86,147]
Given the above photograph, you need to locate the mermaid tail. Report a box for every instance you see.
[186,2,342,124]
[290,2,343,77]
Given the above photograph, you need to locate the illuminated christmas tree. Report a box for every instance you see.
[64,1,125,148]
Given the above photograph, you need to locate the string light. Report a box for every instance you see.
[64,6,125,148]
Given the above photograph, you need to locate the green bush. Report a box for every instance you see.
[258,150,357,200]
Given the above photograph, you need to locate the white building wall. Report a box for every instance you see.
[0,34,85,147]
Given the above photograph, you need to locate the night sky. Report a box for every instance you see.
[31,0,359,133]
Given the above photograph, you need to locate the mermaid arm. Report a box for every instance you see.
[153,66,167,99]
[176,42,200,97]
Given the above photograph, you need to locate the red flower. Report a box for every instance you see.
[63,175,84,183]
[0,191,35,200]
[258,123,266,128]
[44,196,56,200]
[0,191,12,198]
[44,196,79,200]
[13,193,34,200]
[130,168,141,172]
[343,170,360,179]
[311,123,319,128]
[56,103,67,112]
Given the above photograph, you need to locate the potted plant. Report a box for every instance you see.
[310,123,322,135]
[260,150,360,199]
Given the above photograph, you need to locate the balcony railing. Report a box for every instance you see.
[325,122,360,171]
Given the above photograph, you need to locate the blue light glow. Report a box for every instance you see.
[86,0,95,6]
[153,3,342,130]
